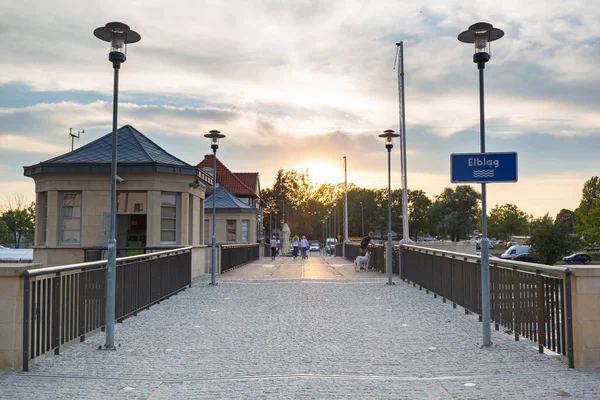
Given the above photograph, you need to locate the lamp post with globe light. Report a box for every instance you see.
[93,21,140,349]
[204,130,226,286]
[458,22,504,347]
[379,129,400,285]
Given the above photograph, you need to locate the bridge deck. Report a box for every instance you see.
[2,256,599,399]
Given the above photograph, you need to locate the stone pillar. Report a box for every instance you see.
[180,192,189,245]
[569,266,600,369]
[147,191,161,246]
[281,223,291,255]
[0,263,43,371]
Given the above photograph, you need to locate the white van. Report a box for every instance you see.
[500,245,530,259]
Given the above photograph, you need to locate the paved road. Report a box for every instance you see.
[2,256,599,399]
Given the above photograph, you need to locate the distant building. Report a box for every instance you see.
[23,125,210,266]
[198,155,263,244]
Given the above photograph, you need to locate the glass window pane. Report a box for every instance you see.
[62,218,80,230]
[62,230,81,244]
[161,218,176,230]
[161,206,176,218]
[117,192,147,213]
[62,193,81,206]
[161,193,177,207]
[161,231,176,242]
[63,206,81,218]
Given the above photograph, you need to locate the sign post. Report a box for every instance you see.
[451,151,517,347]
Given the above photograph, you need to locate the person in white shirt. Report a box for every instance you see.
[300,236,309,259]
[270,235,277,260]
[292,235,300,259]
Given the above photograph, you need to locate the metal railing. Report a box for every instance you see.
[344,243,385,272]
[83,246,180,262]
[22,247,192,371]
[221,244,260,273]
[401,244,574,368]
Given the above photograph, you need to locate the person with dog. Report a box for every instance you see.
[360,231,375,270]
[270,235,278,260]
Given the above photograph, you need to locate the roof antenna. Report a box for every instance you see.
[69,128,84,152]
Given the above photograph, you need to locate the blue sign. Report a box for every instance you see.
[451,152,518,183]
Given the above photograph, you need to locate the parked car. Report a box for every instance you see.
[562,253,592,264]
[500,245,530,259]
[309,241,320,251]
[372,239,385,245]
[512,253,536,263]
[326,238,337,255]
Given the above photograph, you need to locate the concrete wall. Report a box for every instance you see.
[30,172,205,267]
[0,263,43,370]
[204,211,258,245]
[570,266,600,369]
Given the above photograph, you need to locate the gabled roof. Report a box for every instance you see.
[24,125,200,177]
[198,155,256,196]
[234,172,259,194]
[204,187,257,213]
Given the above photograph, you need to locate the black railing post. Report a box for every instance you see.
[565,269,575,369]
[513,267,520,341]
[22,275,30,371]
[536,270,546,354]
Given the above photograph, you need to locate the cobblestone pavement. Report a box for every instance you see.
[2,256,599,399]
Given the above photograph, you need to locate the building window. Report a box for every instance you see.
[117,192,147,213]
[241,220,249,244]
[39,192,47,245]
[227,220,236,243]
[60,192,81,245]
[204,220,209,245]
[161,193,178,244]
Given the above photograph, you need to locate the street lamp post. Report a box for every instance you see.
[94,21,141,349]
[322,219,325,256]
[360,201,364,237]
[458,22,504,347]
[204,130,226,286]
[379,129,400,285]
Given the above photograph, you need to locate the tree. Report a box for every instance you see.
[575,197,600,246]
[555,209,576,234]
[1,202,35,248]
[529,214,580,265]
[487,204,529,240]
[429,186,480,241]
[408,190,432,237]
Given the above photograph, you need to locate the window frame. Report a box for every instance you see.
[226,220,236,244]
[59,191,82,246]
[241,220,249,244]
[160,192,179,245]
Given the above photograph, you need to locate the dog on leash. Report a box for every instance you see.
[354,252,371,271]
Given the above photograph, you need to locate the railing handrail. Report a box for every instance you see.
[401,244,570,277]
[24,246,192,277]
[220,243,260,249]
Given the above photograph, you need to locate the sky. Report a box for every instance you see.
[1,0,599,218]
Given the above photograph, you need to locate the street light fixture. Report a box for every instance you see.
[204,130,226,286]
[94,21,141,350]
[458,22,504,347]
[379,129,400,285]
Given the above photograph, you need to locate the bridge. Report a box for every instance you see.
[1,248,599,399]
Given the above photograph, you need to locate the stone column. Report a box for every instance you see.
[569,266,600,369]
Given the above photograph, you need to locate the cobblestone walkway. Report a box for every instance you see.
[2,256,599,399]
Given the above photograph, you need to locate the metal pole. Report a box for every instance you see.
[210,148,218,286]
[343,156,348,257]
[479,64,491,346]
[322,221,325,256]
[387,148,394,285]
[398,42,410,242]
[105,66,119,349]
[333,204,336,243]
[361,202,364,237]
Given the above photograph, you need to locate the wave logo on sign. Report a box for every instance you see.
[473,170,495,178]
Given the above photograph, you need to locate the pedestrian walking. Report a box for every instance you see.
[292,235,300,259]
[270,235,277,260]
[300,236,309,259]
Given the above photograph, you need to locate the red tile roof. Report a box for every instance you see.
[234,172,259,193]
[198,155,257,196]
